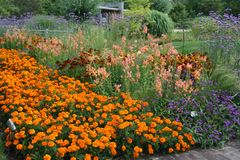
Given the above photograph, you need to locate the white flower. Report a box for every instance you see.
[191,111,198,117]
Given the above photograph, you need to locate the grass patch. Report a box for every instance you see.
[171,31,194,42]
[173,40,203,54]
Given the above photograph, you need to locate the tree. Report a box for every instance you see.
[222,0,240,15]
[170,1,188,23]
[13,0,44,15]
[0,0,19,17]
[182,0,225,17]
[150,0,173,14]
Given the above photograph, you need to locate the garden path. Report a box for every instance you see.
[139,139,240,160]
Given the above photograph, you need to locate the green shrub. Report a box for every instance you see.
[144,10,174,37]
[191,17,218,40]
[13,0,44,15]
[169,1,188,23]
[24,15,69,30]
[110,19,130,39]
[50,0,101,21]
[122,0,151,38]
[0,0,19,17]
[150,0,173,14]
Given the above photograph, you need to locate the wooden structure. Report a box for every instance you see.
[97,2,124,24]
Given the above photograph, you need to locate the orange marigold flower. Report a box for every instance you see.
[133,152,139,158]
[42,141,48,146]
[28,144,34,150]
[110,148,117,156]
[28,129,35,135]
[127,138,133,144]
[13,139,19,145]
[48,141,55,147]
[16,144,23,150]
[122,145,126,151]
[109,142,117,149]
[160,137,166,143]
[134,146,143,153]
[190,140,195,145]
[43,154,51,160]
[168,147,174,153]
[172,131,179,137]
[84,154,91,160]
[93,156,99,160]
[148,144,154,154]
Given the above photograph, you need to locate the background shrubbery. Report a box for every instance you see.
[145,10,174,37]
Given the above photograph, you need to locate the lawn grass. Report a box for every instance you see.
[170,31,194,42]
[173,40,203,54]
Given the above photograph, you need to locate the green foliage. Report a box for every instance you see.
[110,19,130,39]
[122,0,151,37]
[13,0,44,15]
[182,0,225,17]
[150,0,173,14]
[49,0,101,21]
[191,17,218,40]
[223,0,240,15]
[0,0,19,17]
[170,1,188,23]
[210,66,240,92]
[0,140,7,160]
[145,10,174,37]
[24,15,69,30]
[125,0,151,10]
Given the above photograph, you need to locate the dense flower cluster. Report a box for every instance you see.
[56,38,209,99]
[0,49,195,160]
[166,89,240,148]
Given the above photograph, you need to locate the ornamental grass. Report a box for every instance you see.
[0,49,195,160]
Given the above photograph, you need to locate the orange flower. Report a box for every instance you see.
[109,142,117,149]
[165,119,171,124]
[178,135,183,140]
[42,141,48,146]
[190,140,195,145]
[43,154,51,160]
[110,148,117,156]
[133,152,139,158]
[13,139,19,145]
[28,129,35,135]
[93,156,99,160]
[122,145,126,151]
[48,141,55,147]
[134,146,143,153]
[148,144,154,154]
[168,147,174,153]
[84,154,91,160]
[26,156,32,160]
[28,144,34,150]
[127,138,133,144]
[160,137,166,143]
[172,131,179,137]
[16,144,23,150]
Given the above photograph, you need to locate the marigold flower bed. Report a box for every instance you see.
[0,49,194,160]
